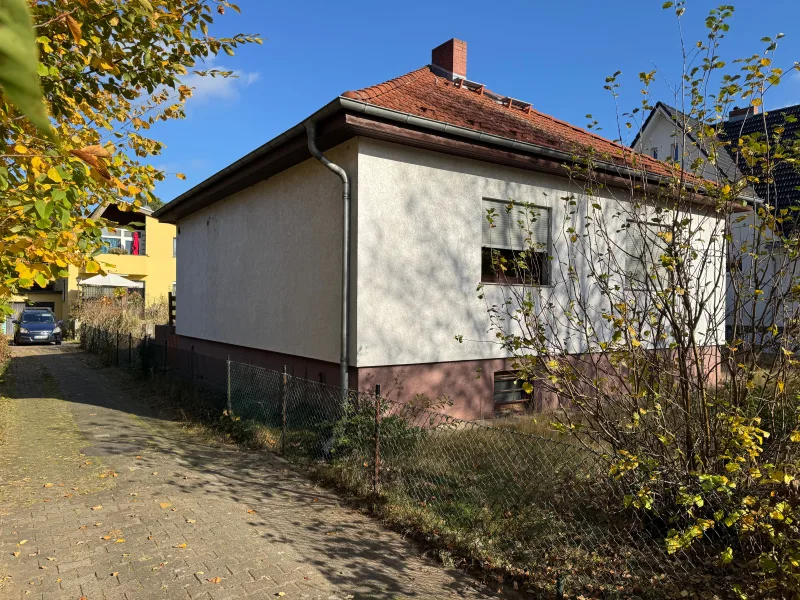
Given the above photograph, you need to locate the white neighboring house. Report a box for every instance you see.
[155,40,733,420]
[632,102,800,342]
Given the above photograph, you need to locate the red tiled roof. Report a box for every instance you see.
[342,66,700,185]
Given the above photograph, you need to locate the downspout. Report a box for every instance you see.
[304,120,350,394]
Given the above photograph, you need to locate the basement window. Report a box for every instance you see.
[481,199,550,286]
[493,371,529,405]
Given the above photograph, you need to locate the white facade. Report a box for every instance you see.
[632,106,724,184]
[176,141,357,364]
[176,135,728,368]
[356,138,726,367]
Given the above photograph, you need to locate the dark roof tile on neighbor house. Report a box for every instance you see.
[719,104,800,209]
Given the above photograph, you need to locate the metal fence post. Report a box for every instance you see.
[281,365,288,456]
[373,384,381,497]
[226,355,232,415]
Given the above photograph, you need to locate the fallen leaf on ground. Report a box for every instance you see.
[207,577,222,584]
[147,536,154,540]
[43,483,53,488]
[196,571,204,575]
[101,536,111,540]
[12,552,19,557]
[174,543,187,549]
[247,509,256,514]
[94,522,102,527]
[39,565,46,570]
[46,557,55,561]
[111,572,119,577]
[159,502,171,509]
[115,539,125,544]
[186,519,196,524]
[17,540,27,546]
[135,456,142,460]
[277,593,286,597]
[91,505,102,511]
[79,526,87,530]
[152,471,158,475]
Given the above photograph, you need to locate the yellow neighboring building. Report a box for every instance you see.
[5,205,176,330]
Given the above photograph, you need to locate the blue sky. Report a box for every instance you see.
[149,0,800,203]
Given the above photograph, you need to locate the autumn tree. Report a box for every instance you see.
[479,3,800,596]
[0,0,259,299]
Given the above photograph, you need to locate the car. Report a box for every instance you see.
[13,308,63,345]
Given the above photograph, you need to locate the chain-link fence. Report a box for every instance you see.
[80,325,751,597]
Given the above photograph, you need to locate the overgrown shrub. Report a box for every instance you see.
[72,293,167,337]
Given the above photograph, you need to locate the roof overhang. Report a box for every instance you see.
[154,97,750,223]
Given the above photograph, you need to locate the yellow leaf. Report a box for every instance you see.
[115,538,125,543]
[91,505,103,510]
[47,167,62,183]
[65,15,82,44]
[84,260,101,274]
[207,577,222,584]
[176,173,186,180]
[43,483,54,488]
[12,551,20,557]
[15,262,33,279]
[159,502,172,509]
[174,543,187,549]
[17,540,27,546]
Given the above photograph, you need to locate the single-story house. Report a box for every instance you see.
[155,39,734,420]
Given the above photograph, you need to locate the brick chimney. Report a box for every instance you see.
[729,104,760,122]
[431,38,467,80]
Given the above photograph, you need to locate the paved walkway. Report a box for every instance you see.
[0,345,496,600]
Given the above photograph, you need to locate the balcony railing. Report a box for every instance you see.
[100,232,146,255]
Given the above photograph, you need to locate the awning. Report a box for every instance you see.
[79,274,144,288]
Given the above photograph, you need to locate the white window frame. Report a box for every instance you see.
[481,198,552,287]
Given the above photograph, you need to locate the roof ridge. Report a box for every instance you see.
[342,66,432,101]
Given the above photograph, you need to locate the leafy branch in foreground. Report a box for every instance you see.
[481,4,800,597]
[0,0,260,300]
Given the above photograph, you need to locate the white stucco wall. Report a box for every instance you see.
[355,138,727,368]
[175,141,357,363]
[634,109,724,184]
